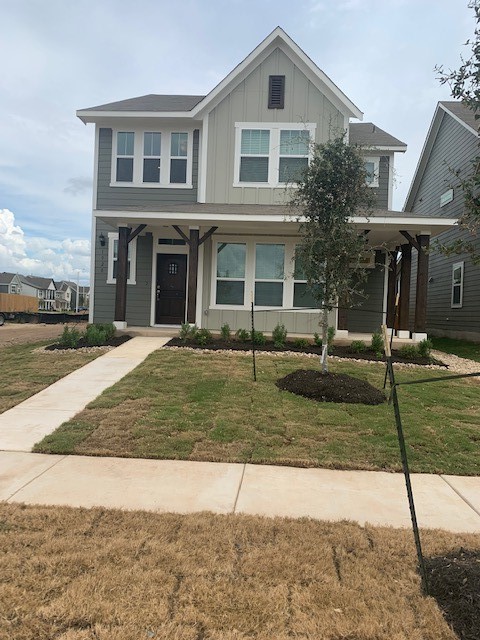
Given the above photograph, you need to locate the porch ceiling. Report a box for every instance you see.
[95,207,457,250]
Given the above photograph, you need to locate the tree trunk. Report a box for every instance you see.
[321,305,329,374]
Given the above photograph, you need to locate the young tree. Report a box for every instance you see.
[290,135,375,373]
[436,0,480,249]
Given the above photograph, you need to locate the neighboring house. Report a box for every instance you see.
[0,272,24,294]
[404,101,479,340]
[54,281,77,311]
[78,27,456,338]
[21,276,56,311]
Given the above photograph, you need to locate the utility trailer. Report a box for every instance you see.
[0,293,38,325]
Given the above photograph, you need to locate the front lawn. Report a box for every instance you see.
[34,349,480,475]
[0,341,105,414]
[0,502,474,639]
[431,336,480,362]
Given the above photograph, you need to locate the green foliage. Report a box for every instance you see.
[418,339,433,359]
[235,328,251,343]
[327,326,336,348]
[350,340,367,354]
[99,323,116,341]
[195,328,213,346]
[293,337,309,349]
[59,325,81,348]
[272,323,288,348]
[252,330,266,346]
[313,332,322,346]
[84,324,107,346]
[399,344,419,360]
[179,323,198,343]
[371,332,384,356]
[220,323,231,342]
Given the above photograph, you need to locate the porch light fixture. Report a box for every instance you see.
[99,233,106,247]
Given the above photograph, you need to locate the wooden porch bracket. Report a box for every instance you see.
[399,230,420,251]
[199,226,218,245]
[172,225,190,245]
[127,224,146,243]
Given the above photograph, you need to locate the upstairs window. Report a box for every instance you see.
[240,129,270,183]
[268,75,285,109]
[364,157,379,188]
[279,130,310,183]
[143,132,161,183]
[116,132,134,182]
[170,132,188,183]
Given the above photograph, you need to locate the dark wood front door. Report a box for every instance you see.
[155,254,187,324]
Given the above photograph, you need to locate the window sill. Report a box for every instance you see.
[110,182,193,190]
[232,182,296,189]
[210,304,319,312]
[106,279,137,286]
[450,304,463,309]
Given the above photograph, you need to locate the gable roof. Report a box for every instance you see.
[0,272,20,285]
[22,275,55,290]
[77,27,362,124]
[404,101,478,212]
[349,123,407,151]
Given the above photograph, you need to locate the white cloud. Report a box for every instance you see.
[0,209,90,282]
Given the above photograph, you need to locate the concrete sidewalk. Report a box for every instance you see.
[2,451,480,533]
[0,337,169,451]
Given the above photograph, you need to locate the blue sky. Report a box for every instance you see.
[0,0,474,283]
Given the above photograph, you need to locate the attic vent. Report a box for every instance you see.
[268,75,285,109]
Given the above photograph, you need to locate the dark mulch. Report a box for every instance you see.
[426,548,480,640]
[45,335,132,351]
[276,369,386,405]
[166,337,445,366]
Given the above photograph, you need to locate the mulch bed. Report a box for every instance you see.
[276,369,386,405]
[166,337,443,366]
[426,548,480,640]
[45,335,132,351]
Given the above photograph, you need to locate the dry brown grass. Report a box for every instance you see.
[1,503,475,639]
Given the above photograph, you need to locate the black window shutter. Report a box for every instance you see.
[268,75,285,109]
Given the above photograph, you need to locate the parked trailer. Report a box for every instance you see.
[0,293,38,326]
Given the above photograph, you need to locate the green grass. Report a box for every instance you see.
[34,349,480,475]
[431,336,480,362]
[0,341,104,414]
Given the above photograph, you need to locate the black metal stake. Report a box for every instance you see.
[251,299,257,382]
[383,294,399,390]
[382,325,429,595]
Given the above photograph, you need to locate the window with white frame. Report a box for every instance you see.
[451,261,464,308]
[116,132,135,182]
[255,243,285,307]
[107,233,137,285]
[215,243,246,305]
[293,247,319,308]
[111,130,192,187]
[234,123,315,187]
[364,157,379,188]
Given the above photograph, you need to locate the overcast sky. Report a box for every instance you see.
[0,0,474,283]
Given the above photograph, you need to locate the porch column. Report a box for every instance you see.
[386,249,397,328]
[114,226,130,329]
[398,243,412,338]
[414,234,430,337]
[187,227,199,324]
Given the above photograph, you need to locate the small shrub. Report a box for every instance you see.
[293,337,309,349]
[272,323,287,349]
[350,340,366,354]
[313,332,322,346]
[97,323,116,341]
[399,344,419,360]
[84,324,108,346]
[252,330,266,346]
[179,323,197,343]
[195,328,213,346]
[235,328,250,343]
[327,326,336,348]
[59,325,81,348]
[220,323,231,342]
[418,338,433,359]
[371,331,384,357]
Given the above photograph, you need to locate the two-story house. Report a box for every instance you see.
[404,101,479,340]
[78,28,456,339]
[21,276,56,311]
[0,273,23,294]
[54,281,77,312]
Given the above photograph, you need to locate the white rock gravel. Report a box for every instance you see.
[33,345,114,355]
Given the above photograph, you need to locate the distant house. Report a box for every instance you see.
[54,281,76,311]
[0,272,23,294]
[404,101,479,340]
[21,276,56,311]
[77,27,456,338]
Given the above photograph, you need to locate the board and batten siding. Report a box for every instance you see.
[371,156,390,210]
[205,47,345,205]
[96,128,199,210]
[407,110,480,338]
[93,219,153,326]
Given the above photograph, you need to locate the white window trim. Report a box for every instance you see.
[364,156,380,188]
[233,122,316,188]
[106,231,137,285]
[110,128,193,189]
[451,261,464,308]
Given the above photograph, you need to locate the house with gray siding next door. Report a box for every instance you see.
[78,27,456,339]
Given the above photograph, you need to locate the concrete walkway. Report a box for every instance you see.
[1,335,480,534]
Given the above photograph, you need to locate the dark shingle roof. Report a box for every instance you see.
[0,272,19,285]
[23,276,55,290]
[440,101,478,132]
[349,123,406,149]
[79,94,206,113]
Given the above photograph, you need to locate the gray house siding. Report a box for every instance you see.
[96,128,199,210]
[205,47,345,205]
[407,111,480,338]
[346,254,385,333]
[93,219,153,326]
[371,156,389,210]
